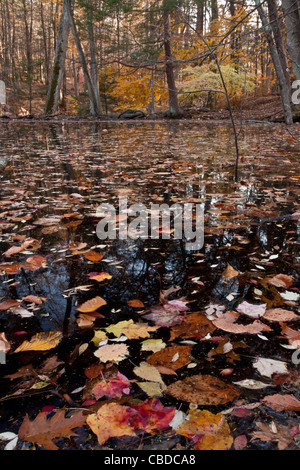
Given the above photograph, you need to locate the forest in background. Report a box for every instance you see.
[0,0,300,123]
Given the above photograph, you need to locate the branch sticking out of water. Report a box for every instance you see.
[176,8,240,183]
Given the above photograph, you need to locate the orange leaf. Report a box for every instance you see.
[84,251,103,262]
[86,403,136,445]
[127,299,144,308]
[77,296,107,313]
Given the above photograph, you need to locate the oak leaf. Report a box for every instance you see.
[18,410,86,450]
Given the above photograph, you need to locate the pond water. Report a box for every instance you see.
[0,120,299,449]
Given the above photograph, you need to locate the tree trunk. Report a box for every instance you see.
[281,0,300,81]
[44,0,70,115]
[66,0,100,116]
[256,0,293,124]
[196,0,204,35]
[267,0,290,93]
[163,5,180,116]
[86,0,101,113]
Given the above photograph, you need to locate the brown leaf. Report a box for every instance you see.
[212,311,271,334]
[147,345,192,371]
[268,274,293,288]
[0,299,22,311]
[250,421,294,450]
[263,308,298,322]
[166,374,240,405]
[18,410,86,450]
[261,393,300,412]
[221,264,239,282]
[169,312,215,341]
[22,295,44,305]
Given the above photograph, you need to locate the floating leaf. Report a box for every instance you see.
[91,372,131,399]
[147,345,192,371]
[77,296,107,313]
[263,308,298,322]
[261,394,300,411]
[94,343,129,363]
[105,319,158,340]
[88,272,112,282]
[166,374,240,405]
[169,312,215,341]
[176,409,233,450]
[18,410,86,450]
[84,251,103,262]
[268,274,293,288]
[127,299,144,308]
[253,357,288,378]
[133,362,165,385]
[221,264,239,281]
[86,403,135,445]
[212,310,271,334]
[14,331,62,353]
[141,339,166,353]
[129,399,175,434]
[236,301,267,318]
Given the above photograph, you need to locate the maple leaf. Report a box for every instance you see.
[105,319,158,340]
[143,303,185,327]
[18,410,86,450]
[91,372,131,399]
[86,403,136,445]
[129,399,176,434]
[175,409,233,450]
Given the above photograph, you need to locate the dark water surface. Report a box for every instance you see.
[0,120,299,449]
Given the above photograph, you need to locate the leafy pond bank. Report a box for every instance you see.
[0,121,299,450]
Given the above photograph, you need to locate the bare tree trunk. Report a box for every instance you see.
[86,0,101,113]
[40,0,50,85]
[256,0,293,124]
[163,4,180,116]
[44,0,70,115]
[267,0,290,93]
[282,0,300,81]
[196,0,204,35]
[65,0,100,116]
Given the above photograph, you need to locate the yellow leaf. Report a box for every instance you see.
[14,331,62,353]
[105,319,158,340]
